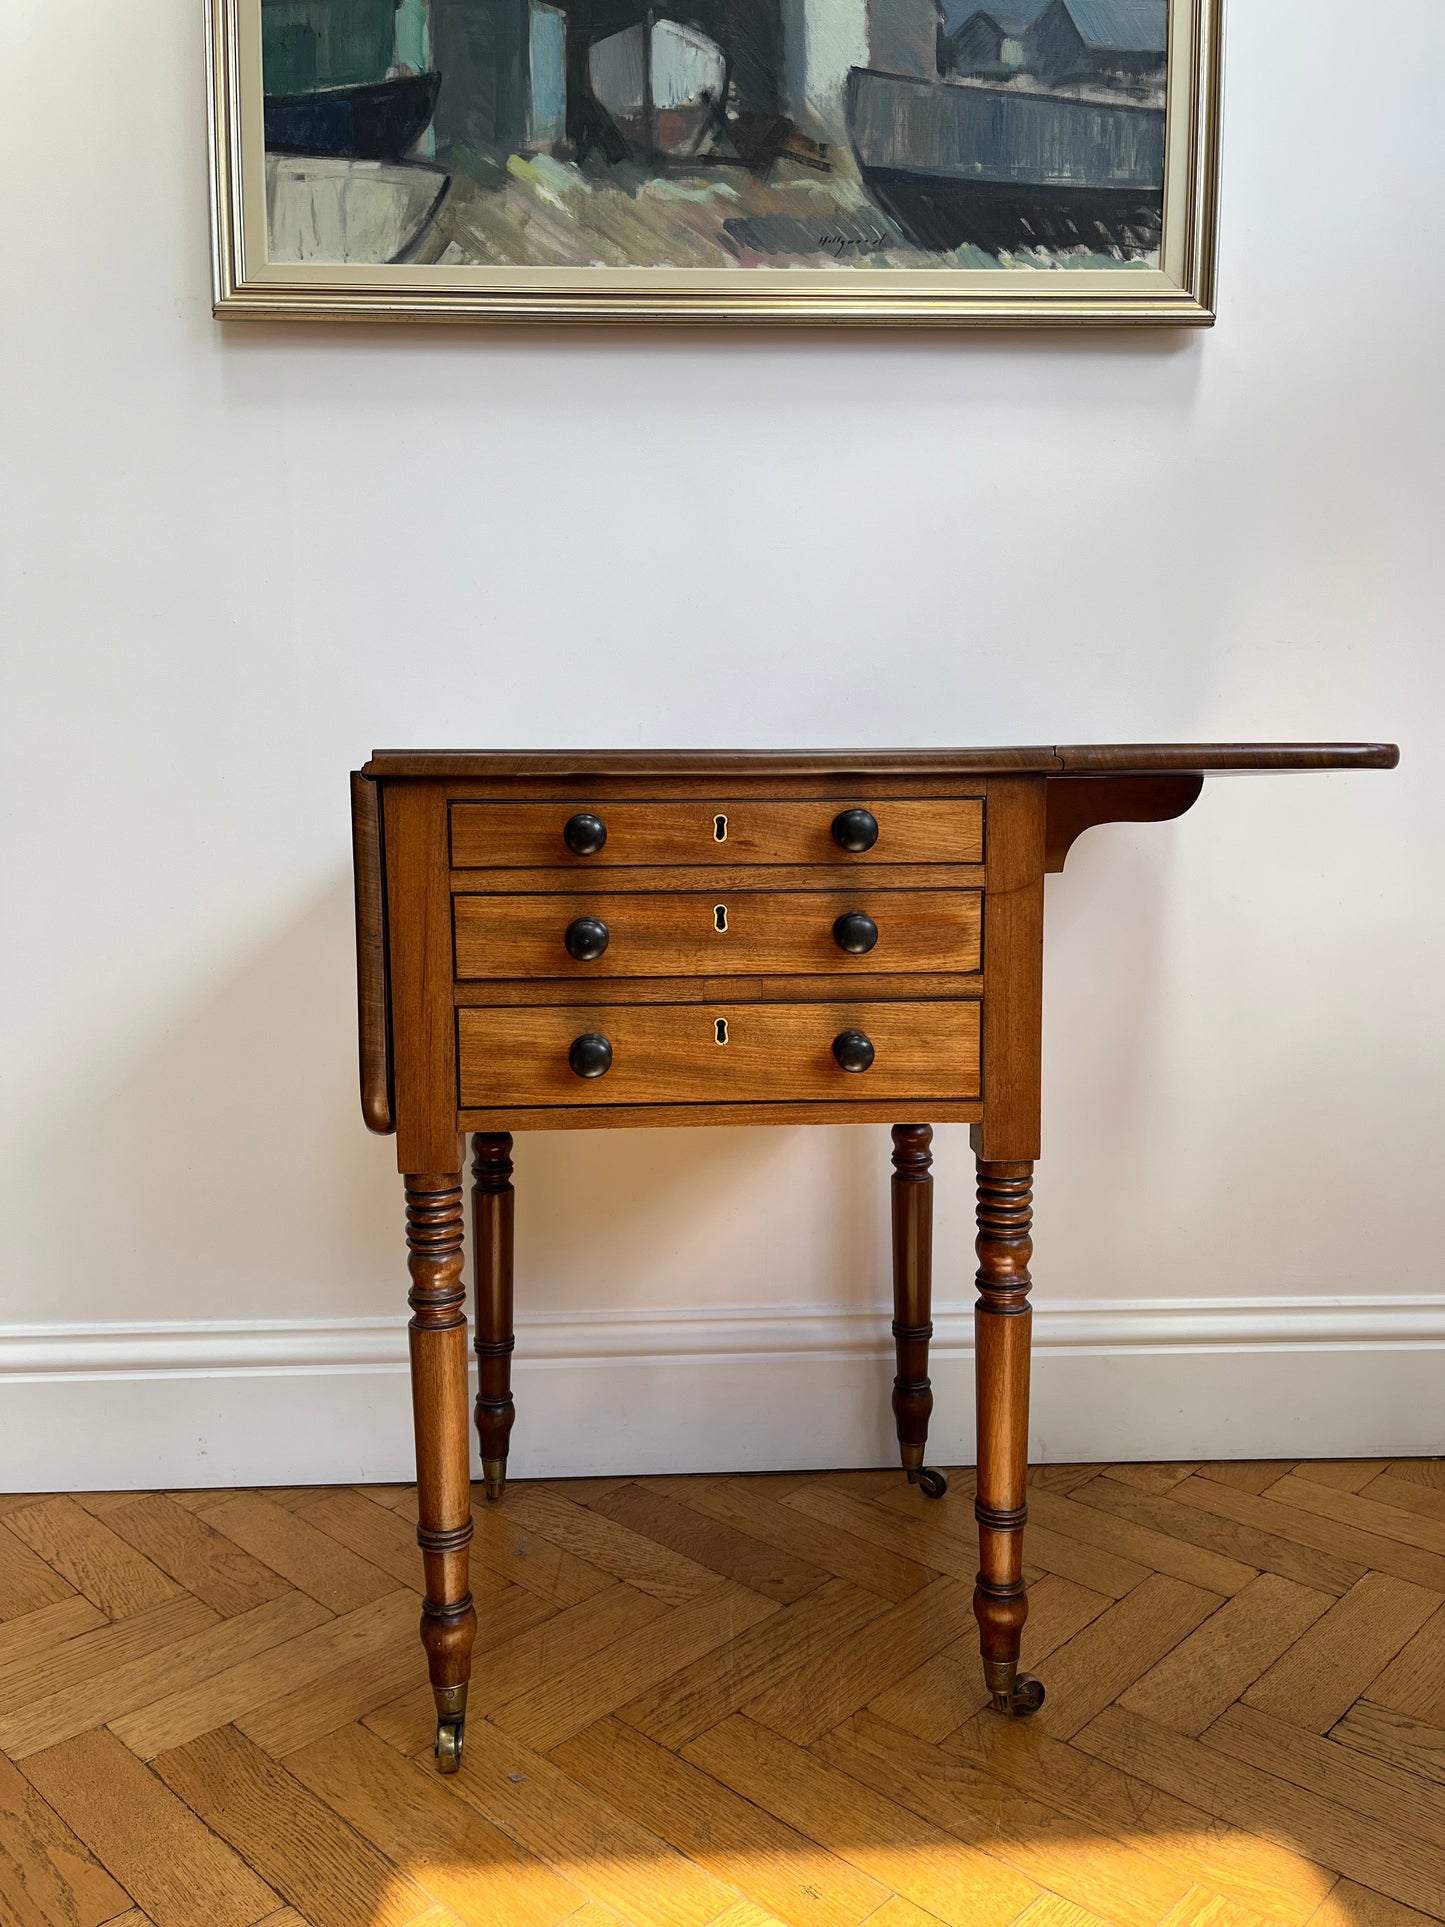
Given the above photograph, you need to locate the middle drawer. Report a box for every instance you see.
[454,888,982,980]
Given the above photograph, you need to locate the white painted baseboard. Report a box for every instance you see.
[3,1298,1443,1489]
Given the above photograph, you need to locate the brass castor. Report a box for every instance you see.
[908,1465,949,1499]
[482,1458,507,1503]
[435,1716,464,1772]
[433,1680,468,1772]
[984,1660,1046,1717]
[901,1443,948,1499]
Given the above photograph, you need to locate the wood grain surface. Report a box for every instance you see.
[2,1456,1442,1926]
[456,1000,982,1108]
[350,772,392,1134]
[453,889,982,981]
[364,744,1399,779]
[450,799,985,868]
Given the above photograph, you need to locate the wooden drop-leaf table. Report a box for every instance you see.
[350,742,1397,1770]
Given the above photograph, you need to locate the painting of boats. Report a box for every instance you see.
[587,19,727,157]
[265,154,452,261]
[845,66,1165,255]
[228,0,1222,314]
[264,71,443,162]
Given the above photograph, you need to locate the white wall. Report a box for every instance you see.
[3,0,1443,1488]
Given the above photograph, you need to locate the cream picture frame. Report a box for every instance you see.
[208,0,1223,326]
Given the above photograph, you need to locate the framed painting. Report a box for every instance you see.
[207,0,1223,325]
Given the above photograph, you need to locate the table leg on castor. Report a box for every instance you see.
[891,1124,947,1498]
[404,1171,478,1771]
[973,1158,1044,1716]
[470,1132,516,1502]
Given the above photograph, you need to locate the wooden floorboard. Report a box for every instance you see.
[3,1459,1445,1925]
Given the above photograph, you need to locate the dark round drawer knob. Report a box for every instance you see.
[832,1030,875,1073]
[564,916,610,961]
[831,808,879,853]
[563,812,607,856]
[832,911,879,955]
[568,1033,613,1078]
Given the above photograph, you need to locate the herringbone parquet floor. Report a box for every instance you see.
[4,1459,1445,1927]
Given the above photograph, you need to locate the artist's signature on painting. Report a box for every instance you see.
[818,226,891,255]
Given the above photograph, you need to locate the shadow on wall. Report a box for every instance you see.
[21,879,399,1323]
[515,1107,891,1318]
[21,873,893,1326]
[1035,811,1179,1276]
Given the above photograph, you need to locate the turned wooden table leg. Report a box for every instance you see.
[891,1124,946,1498]
[405,1172,478,1772]
[471,1132,516,1502]
[973,1158,1045,1716]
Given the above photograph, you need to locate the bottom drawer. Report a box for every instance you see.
[457,1000,980,1108]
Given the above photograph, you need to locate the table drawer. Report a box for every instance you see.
[457,1001,980,1107]
[454,889,981,980]
[450,798,983,868]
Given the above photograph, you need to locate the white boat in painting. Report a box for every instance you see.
[589,18,728,155]
[265,154,451,264]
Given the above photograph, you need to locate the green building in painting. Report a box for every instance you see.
[262,0,432,92]
[261,0,562,152]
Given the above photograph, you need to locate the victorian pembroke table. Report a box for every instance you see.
[349,742,1397,1770]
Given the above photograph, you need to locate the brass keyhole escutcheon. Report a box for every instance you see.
[714,813,728,842]
[715,1017,728,1045]
[714,904,728,932]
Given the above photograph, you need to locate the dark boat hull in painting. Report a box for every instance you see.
[264,72,442,163]
[847,68,1164,256]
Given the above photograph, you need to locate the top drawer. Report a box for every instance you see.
[450,798,984,869]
